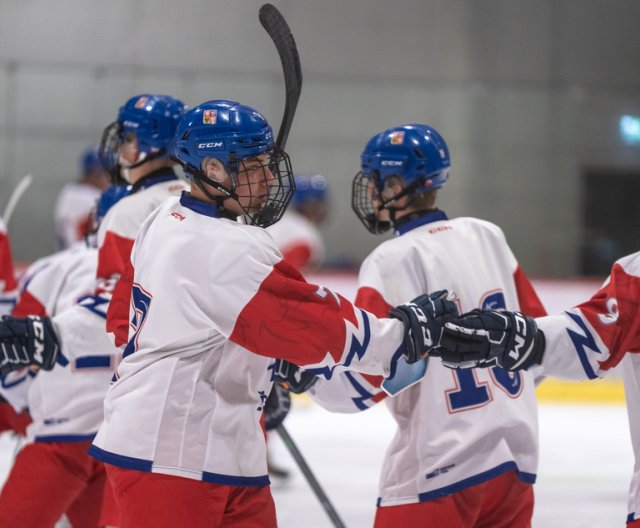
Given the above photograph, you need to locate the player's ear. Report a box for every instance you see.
[201,157,229,185]
[382,176,404,199]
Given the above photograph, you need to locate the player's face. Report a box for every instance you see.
[235,153,275,213]
[119,131,139,166]
[368,179,391,224]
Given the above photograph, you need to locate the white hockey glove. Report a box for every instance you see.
[434,309,546,371]
[0,316,60,376]
[389,290,459,364]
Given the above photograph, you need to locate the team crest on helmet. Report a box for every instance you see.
[390,131,405,145]
[203,110,217,125]
[134,96,149,109]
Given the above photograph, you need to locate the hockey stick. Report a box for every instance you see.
[258,6,345,525]
[259,3,302,151]
[275,424,347,528]
[2,174,33,227]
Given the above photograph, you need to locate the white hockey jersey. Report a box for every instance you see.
[1,243,116,442]
[0,218,17,315]
[53,171,187,363]
[90,193,405,486]
[309,211,547,506]
[266,209,325,269]
[54,182,101,250]
[535,252,640,522]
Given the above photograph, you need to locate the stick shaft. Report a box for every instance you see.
[2,174,33,227]
[275,424,347,528]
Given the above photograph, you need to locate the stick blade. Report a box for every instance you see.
[259,3,302,150]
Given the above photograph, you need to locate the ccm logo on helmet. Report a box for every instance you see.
[381,160,403,167]
[197,142,224,149]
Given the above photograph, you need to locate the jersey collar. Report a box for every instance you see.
[393,209,448,236]
[133,169,179,192]
[179,191,221,218]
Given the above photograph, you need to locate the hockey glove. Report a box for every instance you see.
[389,290,459,364]
[435,309,546,371]
[273,359,318,394]
[0,316,60,376]
[264,384,291,431]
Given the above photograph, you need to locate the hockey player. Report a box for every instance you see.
[47,93,188,369]
[431,251,640,526]
[267,172,328,269]
[0,218,29,436]
[0,94,186,528]
[0,94,187,374]
[80,100,457,528]
[0,218,17,316]
[0,185,129,528]
[285,124,547,528]
[54,146,110,250]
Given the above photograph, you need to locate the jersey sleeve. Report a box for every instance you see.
[230,259,404,378]
[490,224,547,318]
[106,256,135,348]
[0,223,17,315]
[308,256,397,412]
[11,290,47,317]
[89,208,137,347]
[513,265,547,317]
[96,230,135,296]
[1,249,39,405]
[537,255,640,380]
[12,257,66,317]
[280,243,313,270]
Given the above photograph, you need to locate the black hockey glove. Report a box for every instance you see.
[389,290,459,364]
[435,309,546,371]
[0,316,60,376]
[273,359,318,394]
[264,384,291,431]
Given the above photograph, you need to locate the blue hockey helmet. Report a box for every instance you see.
[291,173,328,209]
[99,94,187,184]
[352,124,450,234]
[81,146,102,175]
[86,184,132,246]
[95,184,132,224]
[172,99,295,227]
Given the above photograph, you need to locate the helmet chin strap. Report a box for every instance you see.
[193,171,241,220]
[379,177,427,226]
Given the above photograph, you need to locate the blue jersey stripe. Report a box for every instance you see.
[35,433,96,443]
[417,462,535,502]
[88,445,153,472]
[202,471,270,487]
[88,445,270,487]
[75,356,112,369]
[375,461,535,506]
